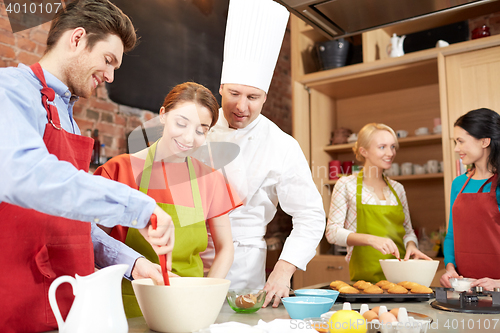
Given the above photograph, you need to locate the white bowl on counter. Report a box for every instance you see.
[132,277,230,333]
[379,259,440,287]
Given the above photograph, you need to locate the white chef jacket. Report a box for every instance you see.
[200,110,325,289]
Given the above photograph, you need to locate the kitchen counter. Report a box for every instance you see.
[124,299,500,333]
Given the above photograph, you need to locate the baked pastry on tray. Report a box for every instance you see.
[375,280,390,287]
[330,280,349,290]
[338,285,360,294]
[397,281,419,289]
[410,285,433,294]
[363,285,384,294]
[387,285,409,294]
[380,282,396,290]
[354,281,373,290]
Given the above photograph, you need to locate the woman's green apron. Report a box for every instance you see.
[122,140,207,317]
[349,170,406,283]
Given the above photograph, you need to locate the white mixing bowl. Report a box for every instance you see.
[132,277,230,333]
[379,259,439,287]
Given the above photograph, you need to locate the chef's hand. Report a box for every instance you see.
[369,235,400,259]
[404,241,432,260]
[262,260,296,308]
[139,205,175,258]
[131,258,179,285]
[471,278,500,291]
[440,263,461,288]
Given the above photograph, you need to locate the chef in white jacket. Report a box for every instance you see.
[200,0,326,308]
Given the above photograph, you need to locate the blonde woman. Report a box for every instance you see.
[325,123,430,282]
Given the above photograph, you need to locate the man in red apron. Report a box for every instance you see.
[0,1,174,332]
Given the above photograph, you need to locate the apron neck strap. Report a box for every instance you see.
[29,63,62,130]
[139,140,203,210]
[356,170,402,207]
[459,169,498,194]
[478,173,498,194]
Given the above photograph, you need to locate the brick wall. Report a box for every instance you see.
[0,4,292,158]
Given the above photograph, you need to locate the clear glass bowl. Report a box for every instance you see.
[450,278,475,292]
[226,289,266,313]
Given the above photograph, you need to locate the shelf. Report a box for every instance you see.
[324,172,444,186]
[324,134,442,154]
[299,35,500,99]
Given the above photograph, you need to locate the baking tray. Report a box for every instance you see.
[318,284,434,303]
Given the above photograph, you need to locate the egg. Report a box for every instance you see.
[371,306,380,315]
[379,312,398,324]
[390,308,399,318]
[362,310,379,322]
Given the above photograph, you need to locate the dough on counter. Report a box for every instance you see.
[363,285,384,294]
[387,285,408,294]
[338,285,360,294]
[410,285,433,294]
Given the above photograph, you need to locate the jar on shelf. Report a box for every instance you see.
[471,25,490,39]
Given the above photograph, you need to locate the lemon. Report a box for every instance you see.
[328,310,367,333]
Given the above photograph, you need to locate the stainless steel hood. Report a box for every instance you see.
[276,0,500,39]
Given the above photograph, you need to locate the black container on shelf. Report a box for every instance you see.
[316,38,350,70]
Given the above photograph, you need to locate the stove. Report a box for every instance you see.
[431,287,500,314]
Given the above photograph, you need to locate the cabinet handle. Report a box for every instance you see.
[326,265,343,270]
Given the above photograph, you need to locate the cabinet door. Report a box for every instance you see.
[442,46,500,223]
[445,46,500,136]
[293,255,350,289]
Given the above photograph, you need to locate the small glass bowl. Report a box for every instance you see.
[303,317,330,333]
[450,278,475,292]
[226,289,266,313]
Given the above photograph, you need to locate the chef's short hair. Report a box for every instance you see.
[353,123,399,163]
[161,82,219,128]
[45,0,137,53]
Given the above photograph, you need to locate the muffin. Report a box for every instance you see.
[338,285,360,294]
[387,285,409,294]
[364,285,384,294]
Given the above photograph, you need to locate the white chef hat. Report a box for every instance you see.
[220,0,290,94]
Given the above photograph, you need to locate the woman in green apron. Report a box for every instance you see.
[95,82,241,317]
[325,123,430,283]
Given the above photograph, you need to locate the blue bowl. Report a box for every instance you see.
[294,289,339,302]
[282,296,334,320]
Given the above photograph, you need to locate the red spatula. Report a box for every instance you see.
[150,214,170,286]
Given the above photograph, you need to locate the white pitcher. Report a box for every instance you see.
[49,264,129,333]
[387,33,406,57]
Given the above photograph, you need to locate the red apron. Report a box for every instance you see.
[0,63,95,333]
[453,171,500,279]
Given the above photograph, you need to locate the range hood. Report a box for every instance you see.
[276,0,500,39]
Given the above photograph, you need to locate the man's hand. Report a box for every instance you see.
[139,206,175,263]
[404,242,432,260]
[132,257,179,285]
[440,263,461,288]
[262,260,296,308]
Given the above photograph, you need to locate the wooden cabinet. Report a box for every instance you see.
[440,46,500,220]
[290,14,500,283]
[293,255,350,289]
